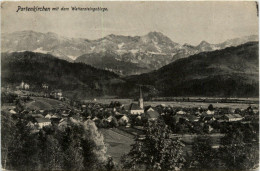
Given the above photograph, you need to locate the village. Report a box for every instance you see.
[2,79,259,171]
[2,81,259,142]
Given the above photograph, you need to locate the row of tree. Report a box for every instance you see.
[121,118,259,171]
[2,111,111,171]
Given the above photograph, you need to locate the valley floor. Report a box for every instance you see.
[144,101,259,109]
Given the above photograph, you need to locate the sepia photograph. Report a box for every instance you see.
[1,1,259,171]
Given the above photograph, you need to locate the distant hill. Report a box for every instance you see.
[126,42,259,97]
[1,51,122,99]
[2,30,258,75]
[2,42,259,99]
[75,51,150,75]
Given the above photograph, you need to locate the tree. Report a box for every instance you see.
[38,132,64,170]
[15,99,24,113]
[106,157,115,171]
[219,129,259,170]
[1,111,16,169]
[110,117,119,128]
[7,119,40,170]
[188,135,217,170]
[82,120,108,169]
[121,119,185,170]
[208,104,214,111]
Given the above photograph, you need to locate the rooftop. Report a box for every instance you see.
[146,110,159,119]
[129,103,143,110]
[35,118,51,123]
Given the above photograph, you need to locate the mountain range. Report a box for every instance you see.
[2,30,258,75]
[1,41,259,98]
[126,42,259,97]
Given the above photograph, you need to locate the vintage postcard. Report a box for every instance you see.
[1,1,259,171]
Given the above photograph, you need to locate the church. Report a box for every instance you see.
[128,87,144,115]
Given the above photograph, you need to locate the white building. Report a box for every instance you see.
[129,103,144,114]
[20,81,25,89]
[224,114,243,122]
[118,115,129,125]
[35,118,51,128]
[24,83,30,90]
[42,84,49,90]
[128,86,144,114]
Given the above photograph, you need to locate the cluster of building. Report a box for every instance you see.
[3,85,258,135]
[49,89,64,100]
[17,81,30,90]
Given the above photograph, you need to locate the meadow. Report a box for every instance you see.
[24,97,67,110]
[99,128,134,163]
[84,97,258,110]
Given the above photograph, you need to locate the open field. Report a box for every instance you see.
[25,97,66,110]
[83,98,134,104]
[99,128,134,163]
[100,127,226,163]
[83,97,258,109]
[87,99,258,109]
[144,101,259,109]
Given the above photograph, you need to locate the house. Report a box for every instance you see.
[129,103,144,114]
[187,115,199,122]
[58,118,69,130]
[92,117,99,121]
[50,89,63,100]
[31,114,45,118]
[26,121,39,133]
[20,81,25,89]
[206,110,215,115]
[35,118,51,128]
[224,114,243,122]
[42,83,49,90]
[70,117,81,125]
[62,113,70,117]
[204,124,214,133]
[118,115,129,125]
[81,105,87,110]
[160,104,166,107]
[177,110,186,115]
[201,115,216,123]
[19,81,30,90]
[145,106,155,112]
[106,116,114,123]
[9,109,17,114]
[24,84,30,90]
[45,114,52,119]
[107,107,116,112]
[50,117,61,124]
[136,115,142,120]
[146,110,159,121]
[172,115,182,124]
[26,121,35,128]
[51,114,61,119]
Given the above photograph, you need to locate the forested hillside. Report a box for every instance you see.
[1,51,120,98]
[126,42,259,97]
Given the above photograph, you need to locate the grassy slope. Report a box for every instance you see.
[99,128,134,163]
[24,97,67,110]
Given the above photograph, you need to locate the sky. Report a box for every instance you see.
[1,1,259,45]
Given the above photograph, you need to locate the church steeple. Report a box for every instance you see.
[138,86,144,109]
